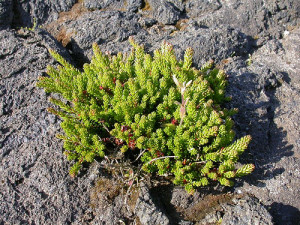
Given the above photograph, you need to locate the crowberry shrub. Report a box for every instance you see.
[37,38,254,192]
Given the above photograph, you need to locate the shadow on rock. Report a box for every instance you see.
[270,202,300,225]
[222,52,299,224]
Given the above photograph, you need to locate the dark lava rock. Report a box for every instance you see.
[185,0,222,18]
[168,25,250,67]
[221,195,273,225]
[193,0,300,46]
[83,0,142,12]
[135,183,170,225]
[59,15,250,68]
[13,0,76,28]
[138,17,157,27]
[0,29,97,224]
[64,10,145,64]
[127,0,143,12]
[135,183,274,225]
[133,25,250,66]
[0,0,13,30]
[220,27,300,225]
[83,0,105,10]
[148,0,181,25]
[1,0,300,224]
[84,0,125,11]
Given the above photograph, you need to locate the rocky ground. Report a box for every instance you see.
[0,0,299,224]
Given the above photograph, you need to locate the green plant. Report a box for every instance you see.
[37,38,254,192]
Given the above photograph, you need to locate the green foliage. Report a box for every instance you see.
[37,38,254,191]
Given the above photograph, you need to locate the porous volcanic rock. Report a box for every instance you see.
[0,29,97,224]
[147,0,181,25]
[185,0,222,18]
[1,0,300,224]
[12,0,76,28]
[0,0,13,30]
[62,10,145,65]
[221,195,273,225]
[83,0,125,11]
[135,183,170,225]
[221,27,300,225]
[134,183,274,225]
[192,0,300,46]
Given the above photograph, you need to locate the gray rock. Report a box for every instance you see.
[219,27,300,225]
[84,0,125,11]
[167,0,185,12]
[169,26,250,67]
[1,0,300,224]
[135,183,170,225]
[127,0,143,12]
[193,0,300,46]
[138,17,157,27]
[65,10,145,64]
[221,195,273,225]
[237,28,300,225]
[13,0,76,28]
[83,0,104,10]
[0,0,13,29]
[0,29,97,224]
[65,21,249,69]
[186,0,222,18]
[148,0,181,25]
[132,25,250,67]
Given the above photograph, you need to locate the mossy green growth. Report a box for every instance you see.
[37,38,254,192]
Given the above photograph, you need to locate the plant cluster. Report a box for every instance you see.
[37,38,254,192]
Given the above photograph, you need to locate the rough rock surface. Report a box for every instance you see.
[0,0,13,30]
[1,0,300,224]
[12,0,76,28]
[64,10,145,65]
[192,0,300,46]
[227,28,300,225]
[83,0,125,11]
[0,29,95,224]
[134,184,274,225]
[147,0,181,25]
[135,183,170,225]
[185,0,222,18]
[47,10,250,68]
[221,195,273,225]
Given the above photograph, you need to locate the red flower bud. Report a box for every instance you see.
[128,138,136,149]
[121,125,130,132]
[171,118,178,125]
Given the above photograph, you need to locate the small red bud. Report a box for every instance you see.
[121,125,130,132]
[171,118,178,125]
